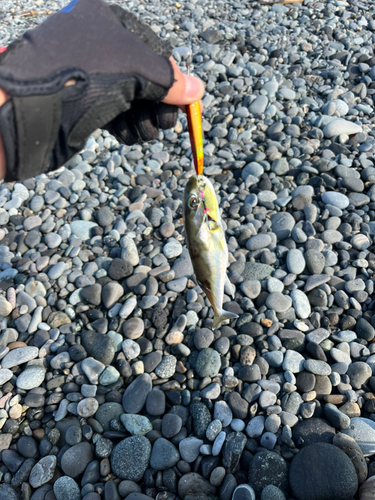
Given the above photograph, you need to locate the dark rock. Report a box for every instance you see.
[333,432,367,485]
[30,485,52,500]
[292,418,336,448]
[314,375,332,396]
[81,284,102,306]
[81,330,115,365]
[356,317,375,342]
[219,474,237,500]
[126,495,155,500]
[199,29,223,44]
[69,344,87,362]
[11,458,36,488]
[161,414,182,438]
[248,450,288,496]
[0,484,19,500]
[146,390,166,416]
[149,438,180,471]
[152,309,168,330]
[104,480,121,500]
[122,374,152,414]
[143,352,162,373]
[108,258,133,280]
[189,401,211,439]
[96,206,114,227]
[2,450,25,472]
[289,443,358,500]
[61,442,94,478]
[111,436,151,481]
[17,436,38,458]
[95,402,124,432]
[227,393,249,419]
[178,473,216,499]
[296,372,316,393]
[222,432,247,474]
[81,460,100,487]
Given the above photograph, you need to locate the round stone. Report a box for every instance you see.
[53,476,81,500]
[123,317,144,339]
[155,355,177,378]
[16,365,46,390]
[289,443,358,500]
[248,450,288,497]
[120,414,153,436]
[291,290,311,319]
[292,419,336,448]
[321,191,350,209]
[266,292,292,313]
[149,438,180,471]
[286,249,306,275]
[271,212,295,240]
[195,348,221,378]
[111,436,151,480]
[30,456,57,488]
[241,280,262,299]
[77,397,99,418]
[163,240,183,259]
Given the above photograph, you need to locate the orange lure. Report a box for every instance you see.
[187,102,204,175]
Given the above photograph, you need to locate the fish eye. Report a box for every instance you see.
[188,196,199,210]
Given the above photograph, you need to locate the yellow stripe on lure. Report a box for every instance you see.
[183,174,239,330]
[187,101,204,175]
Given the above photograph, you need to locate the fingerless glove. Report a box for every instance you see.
[0,0,177,181]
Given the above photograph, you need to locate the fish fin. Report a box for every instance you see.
[212,309,239,330]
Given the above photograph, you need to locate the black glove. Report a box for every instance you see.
[0,0,178,182]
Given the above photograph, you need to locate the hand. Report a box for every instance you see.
[163,58,204,111]
[0,0,205,182]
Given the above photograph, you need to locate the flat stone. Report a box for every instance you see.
[29,456,57,488]
[286,249,306,275]
[343,418,375,457]
[179,437,204,463]
[321,192,350,209]
[291,290,311,319]
[61,442,94,478]
[2,346,38,368]
[16,365,46,390]
[323,119,362,138]
[266,292,292,313]
[120,414,153,436]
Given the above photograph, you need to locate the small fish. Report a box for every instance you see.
[183,174,238,329]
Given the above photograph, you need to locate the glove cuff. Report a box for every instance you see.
[0,94,61,182]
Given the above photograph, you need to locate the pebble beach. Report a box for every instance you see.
[1,0,375,499]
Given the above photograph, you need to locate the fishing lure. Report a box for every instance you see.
[187,101,204,176]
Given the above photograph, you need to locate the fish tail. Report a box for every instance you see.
[212,309,239,330]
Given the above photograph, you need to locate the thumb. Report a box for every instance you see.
[162,57,205,106]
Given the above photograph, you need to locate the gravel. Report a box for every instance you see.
[1,0,375,498]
